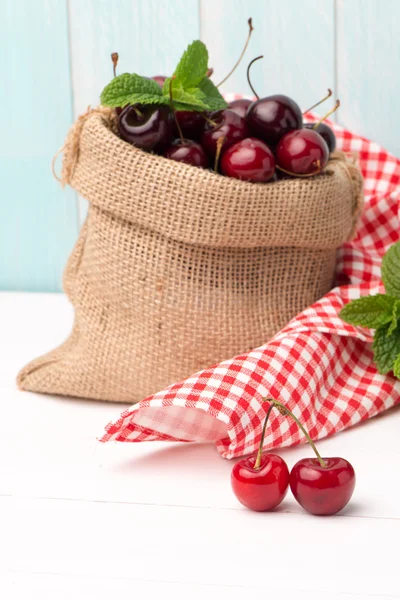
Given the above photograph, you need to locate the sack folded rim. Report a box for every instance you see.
[62,110,363,250]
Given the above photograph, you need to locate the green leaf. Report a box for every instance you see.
[387,300,400,336]
[392,353,400,379]
[162,77,173,97]
[162,78,209,111]
[162,76,228,112]
[165,101,202,112]
[382,241,400,298]
[165,101,208,112]
[100,73,165,108]
[339,294,396,329]
[197,77,228,111]
[372,323,400,374]
[173,40,208,87]
[172,86,209,109]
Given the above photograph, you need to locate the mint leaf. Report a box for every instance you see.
[198,77,228,111]
[174,40,208,88]
[162,76,228,112]
[171,85,209,109]
[382,241,400,298]
[167,101,203,112]
[339,294,396,329]
[392,353,400,378]
[372,323,400,374]
[387,300,400,336]
[162,78,209,111]
[101,73,166,108]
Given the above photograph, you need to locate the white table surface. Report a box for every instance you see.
[2,291,400,599]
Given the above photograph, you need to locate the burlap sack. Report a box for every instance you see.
[18,108,363,403]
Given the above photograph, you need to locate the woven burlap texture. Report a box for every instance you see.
[18,108,364,403]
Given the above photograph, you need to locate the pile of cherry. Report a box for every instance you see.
[117,74,339,183]
[231,399,356,514]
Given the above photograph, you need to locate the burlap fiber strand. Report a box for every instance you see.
[17,107,363,403]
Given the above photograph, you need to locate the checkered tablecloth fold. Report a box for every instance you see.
[101,101,400,459]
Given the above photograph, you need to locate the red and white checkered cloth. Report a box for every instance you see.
[101,100,400,459]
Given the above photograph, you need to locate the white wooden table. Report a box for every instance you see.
[2,292,400,599]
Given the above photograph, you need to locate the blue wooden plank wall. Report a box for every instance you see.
[1,0,399,292]
[0,0,78,292]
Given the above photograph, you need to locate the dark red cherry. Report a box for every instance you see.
[276,128,329,175]
[201,109,249,159]
[152,75,167,87]
[115,105,128,116]
[304,122,336,153]
[164,139,209,168]
[220,137,275,182]
[173,111,205,141]
[118,105,172,152]
[246,94,303,146]
[227,98,253,119]
[275,169,291,180]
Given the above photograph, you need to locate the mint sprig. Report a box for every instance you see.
[100,40,227,113]
[340,240,400,377]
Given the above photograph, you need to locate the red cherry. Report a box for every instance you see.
[220,137,275,182]
[201,109,249,159]
[174,111,205,140]
[290,457,356,516]
[246,94,303,146]
[164,139,209,168]
[276,128,329,175]
[152,75,167,87]
[231,454,290,512]
[227,98,253,119]
[304,122,336,153]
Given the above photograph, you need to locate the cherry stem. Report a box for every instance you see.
[204,115,218,127]
[303,88,332,115]
[254,403,274,470]
[111,52,119,78]
[169,76,184,143]
[264,398,327,468]
[276,163,322,178]
[217,18,254,88]
[214,136,225,172]
[132,106,143,119]
[246,55,263,100]
[206,67,214,78]
[313,99,340,130]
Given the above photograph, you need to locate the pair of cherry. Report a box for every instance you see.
[231,399,356,515]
